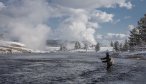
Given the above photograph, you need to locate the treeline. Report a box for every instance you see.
[128,14,146,50]
[59,41,101,52]
[59,14,146,52]
[112,14,146,52]
[59,41,89,51]
[110,40,129,52]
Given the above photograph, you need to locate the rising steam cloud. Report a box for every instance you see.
[56,9,97,44]
[0,0,131,50]
[0,0,51,50]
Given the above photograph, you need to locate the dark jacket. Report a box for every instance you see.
[101,52,112,67]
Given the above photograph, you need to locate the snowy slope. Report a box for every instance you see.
[0,40,25,47]
[69,47,113,53]
[0,40,32,53]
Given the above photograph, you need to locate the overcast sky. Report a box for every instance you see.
[0,0,146,47]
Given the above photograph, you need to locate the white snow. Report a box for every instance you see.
[0,40,32,53]
[0,40,25,47]
[100,47,114,52]
[46,46,60,52]
[0,40,113,54]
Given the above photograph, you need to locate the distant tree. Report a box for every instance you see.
[129,28,141,48]
[110,41,114,47]
[119,43,123,51]
[95,43,100,52]
[114,41,120,52]
[84,43,88,51]
[60,44,67,51]
[123,40,129,51]
[74,41,81,49]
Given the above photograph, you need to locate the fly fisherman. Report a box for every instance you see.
[101,52,113,71]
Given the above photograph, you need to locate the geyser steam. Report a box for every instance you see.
[0,0,51,50]
[0,0,117,50]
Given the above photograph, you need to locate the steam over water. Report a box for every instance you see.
[0,0,99,50]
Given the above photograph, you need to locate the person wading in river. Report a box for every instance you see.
[101,52,113,71]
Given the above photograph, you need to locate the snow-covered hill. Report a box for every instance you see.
[0,40,32,53]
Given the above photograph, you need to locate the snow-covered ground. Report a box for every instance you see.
[0,40,114,54]
[0,40,32,53]
[0,52,146,84]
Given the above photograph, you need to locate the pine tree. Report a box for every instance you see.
[123,40,129,51]
[114,41,120,52]
[84,43,88,51]
[95,43,100,52]
[110,41,114,47]
[60,44,67,51]
[129,28,141,47]
[74,41,81,49]
[128,14,146,49]
[119,43,123,51]
[138,14,146,42]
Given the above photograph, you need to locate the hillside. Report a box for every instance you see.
[0,40,32,53]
